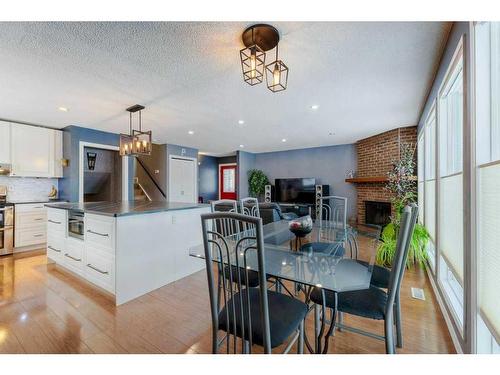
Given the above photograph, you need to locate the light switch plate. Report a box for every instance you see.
[411,287,425,301]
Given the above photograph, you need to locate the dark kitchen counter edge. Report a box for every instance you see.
[9,199,67,205]
[43,201,210,217]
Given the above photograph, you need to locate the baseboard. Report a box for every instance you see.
[13,242,46,253]
[425,266,463,354]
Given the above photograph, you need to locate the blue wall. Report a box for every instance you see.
[198,154,218,202]
[418,22,469,132]
[253,144,358,219]
[59,125,134,202]
[236,151,256,200]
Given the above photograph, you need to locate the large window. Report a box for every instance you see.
[474,21,500,354]
[420,107,437,271]
[418,22,500,353]
[437,43,465,329]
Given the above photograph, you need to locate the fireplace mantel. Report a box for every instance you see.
[345,176,388,183]
[345,175,417,184]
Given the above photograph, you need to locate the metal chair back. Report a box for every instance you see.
[239,197,260,218]
[316,196,348,251]
[239,197,260,233]
[318,196,347,229]
[210,199,239,237]
[201,211,271,353]
[385,205,418,316]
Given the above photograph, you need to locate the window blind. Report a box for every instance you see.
[424,180,435,241]
[478,162,500,341]
[418,135,425,224]
[439,173,463,284]
[418,182,424,225]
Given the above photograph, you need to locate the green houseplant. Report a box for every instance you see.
[375,143,430,269]
[248,169,270,199]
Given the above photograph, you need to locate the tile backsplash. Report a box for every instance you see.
[0,176,59,202]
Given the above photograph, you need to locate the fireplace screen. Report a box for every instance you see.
[365,201,391,226]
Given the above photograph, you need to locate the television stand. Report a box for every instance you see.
[278,203,313,218]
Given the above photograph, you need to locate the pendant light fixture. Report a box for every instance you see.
[240,26,266,86]
[239,24,288,92]
[265,44,288,93]
[119,104,152,156]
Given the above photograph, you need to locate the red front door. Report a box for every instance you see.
[219,164,237,200]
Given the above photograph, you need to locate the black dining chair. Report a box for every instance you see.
[308,204,418,354]
[211,199,262,289]
[201,211,308,354]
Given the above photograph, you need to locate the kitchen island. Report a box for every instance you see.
[45,201,210,305]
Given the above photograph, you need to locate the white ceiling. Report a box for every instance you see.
[0,22,451,154]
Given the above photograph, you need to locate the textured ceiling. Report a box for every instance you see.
[0,22,451,154]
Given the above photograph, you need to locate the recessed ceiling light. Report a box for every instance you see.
[239,144,244,148]
[238,120,245,125]
[311,105,319,110]
[58,107,68,112]
[188,130,194,135]
[282,138,287,142]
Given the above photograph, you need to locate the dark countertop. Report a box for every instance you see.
[44,201,209,217]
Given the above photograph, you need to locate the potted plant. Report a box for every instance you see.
[376,143,430,269]
[248,169,269,200]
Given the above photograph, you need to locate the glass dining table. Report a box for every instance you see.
[189,217,382,353]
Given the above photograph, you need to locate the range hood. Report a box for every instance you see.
[0,164,10,176]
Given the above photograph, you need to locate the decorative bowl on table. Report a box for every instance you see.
[288,216,313,238]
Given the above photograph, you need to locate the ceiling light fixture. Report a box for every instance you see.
[238,120,245,125]
[239,144,244,148]
[240,24,288,92]
[266,43,288,93]
[188,130,194,135]
[311,105,320,110]
[282,138,287,142]
[240,26,266,86]
[58,107,68,112]
[119,104,152,157]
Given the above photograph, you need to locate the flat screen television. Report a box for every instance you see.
[275,178,316,204]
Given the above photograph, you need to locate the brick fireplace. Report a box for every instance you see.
[347,126,417,224]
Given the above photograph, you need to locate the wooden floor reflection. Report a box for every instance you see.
[0,249,455,354]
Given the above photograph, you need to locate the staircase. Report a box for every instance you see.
[134,178,151,201]
[133,158,167,201]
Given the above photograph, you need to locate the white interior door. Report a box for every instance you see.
[169,157,196,203]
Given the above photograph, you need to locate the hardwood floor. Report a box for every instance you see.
[0,249,455,354]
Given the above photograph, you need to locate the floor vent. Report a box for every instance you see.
[411,287,426,301]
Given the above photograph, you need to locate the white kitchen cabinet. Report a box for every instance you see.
[53,130,63,178]
[10,123,63,178]
[0,121,11,164]
[14,203,48,250]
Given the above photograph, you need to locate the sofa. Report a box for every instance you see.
[211,201,298,225]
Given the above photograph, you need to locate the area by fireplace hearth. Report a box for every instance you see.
[365,201,391,226]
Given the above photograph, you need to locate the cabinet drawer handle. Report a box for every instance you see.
[34,218,44,221]
[33,234,44,238]
[65,253,81,262]
[87,229,109,237]
[87,263,109,274]
[48,219,61,224]
[48,245,61,253]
